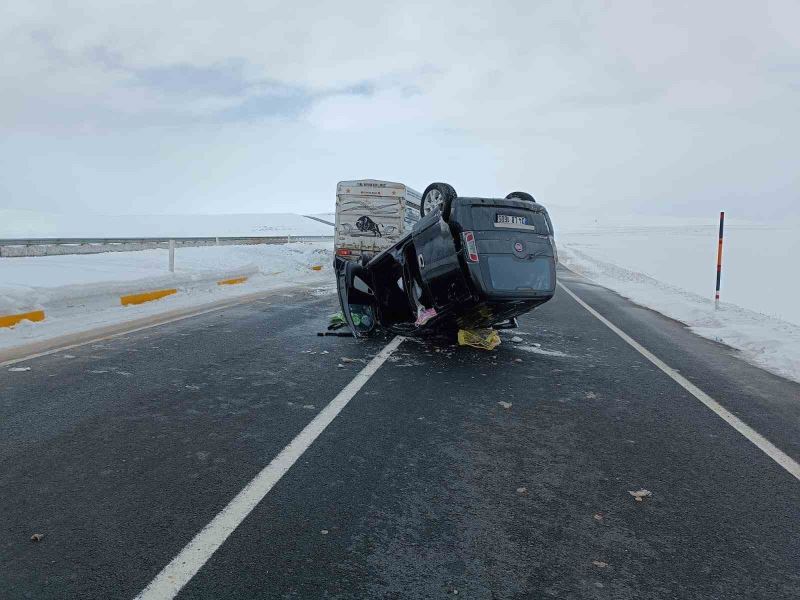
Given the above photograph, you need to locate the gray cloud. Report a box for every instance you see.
[0,0,797,220]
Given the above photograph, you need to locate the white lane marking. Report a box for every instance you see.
[558,281,800,483]
[134,336,404,600]
[0,306,233,368]
[0,285,311,368]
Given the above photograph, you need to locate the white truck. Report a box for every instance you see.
[334,179,422,260]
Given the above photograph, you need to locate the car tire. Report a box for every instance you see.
[505,191,536,204]
[421,182,458,220]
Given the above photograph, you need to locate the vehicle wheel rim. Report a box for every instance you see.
[424,189,443,214]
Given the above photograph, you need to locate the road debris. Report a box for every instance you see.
[498,401,513,410]
[629,489,653,502]
[320,529,329,535]
[517,345,569,357]
[458,328,501,350]
[585,391,597,399]
[593,513,604,523]
[516,487,527,494]
[30,533,44,542]
[8,367,31,372]
[510,336,524,343]
[340,357,356,363]
[592,560,608,568]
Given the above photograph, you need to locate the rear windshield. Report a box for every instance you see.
[487,256,553,291]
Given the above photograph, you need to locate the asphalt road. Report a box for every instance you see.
[2,269,799,599]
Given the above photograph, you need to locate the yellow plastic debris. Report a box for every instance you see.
[457,328,501,351]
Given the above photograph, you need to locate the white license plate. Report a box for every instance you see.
[496,214,527,225]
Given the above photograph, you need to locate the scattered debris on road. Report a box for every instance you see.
[30,533,44,542]
[340,357,356,363]
[320,529,329,535]
[629,489,653,502]
[593,512,605,523]
[458,328,501,350]
[516,487,527,494]
[592,560,608,568]
[8,367,31,372]
[585,391,597,399]
[510,336,524,343]
[517,345,569,357]
[498,401,513,410]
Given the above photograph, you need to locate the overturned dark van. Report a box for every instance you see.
[335,182,557,338]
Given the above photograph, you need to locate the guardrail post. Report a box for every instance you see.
[169,239,175,273]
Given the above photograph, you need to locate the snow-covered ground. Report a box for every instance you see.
[3,207,798,384]
[0,209,333,238]
[554,212,800,383]
[0,242,335,351]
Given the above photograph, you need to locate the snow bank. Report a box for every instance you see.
[558,218,800,383]
[0,242,335,350]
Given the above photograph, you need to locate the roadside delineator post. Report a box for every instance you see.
[169,239,175,273]
[715,211,724,310]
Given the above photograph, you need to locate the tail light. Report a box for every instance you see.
[462,231,479,262]
[336,248,352,256]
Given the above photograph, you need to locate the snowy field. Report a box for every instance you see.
[0,209,333,238]
[0,242,335,351]
[554,212,800,383]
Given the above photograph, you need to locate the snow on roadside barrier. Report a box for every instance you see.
[0,242,334,348]
[0,242,331,312]
[0,310,45,329]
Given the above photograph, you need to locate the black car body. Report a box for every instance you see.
[335,189,557,338]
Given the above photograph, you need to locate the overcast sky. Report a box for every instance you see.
[1,1,798,220]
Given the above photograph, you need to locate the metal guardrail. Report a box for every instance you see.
[0,235,333,246]
[302,215,336,227]
[0,235,335,257]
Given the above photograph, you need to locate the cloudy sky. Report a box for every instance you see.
[1,1,797,219]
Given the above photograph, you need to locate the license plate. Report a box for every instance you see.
[496,214,528,225]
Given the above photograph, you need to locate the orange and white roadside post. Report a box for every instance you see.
[715,211,725,309]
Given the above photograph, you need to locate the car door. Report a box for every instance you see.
[411,213,471,310]
[334,257,378,337]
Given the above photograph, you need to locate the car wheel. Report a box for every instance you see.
[421,182,457,220]
[505,191,536,204]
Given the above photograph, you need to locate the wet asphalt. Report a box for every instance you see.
[1,270,799,599]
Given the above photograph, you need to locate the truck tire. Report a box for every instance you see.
[421,182,458,220]
[505,191,536,204]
